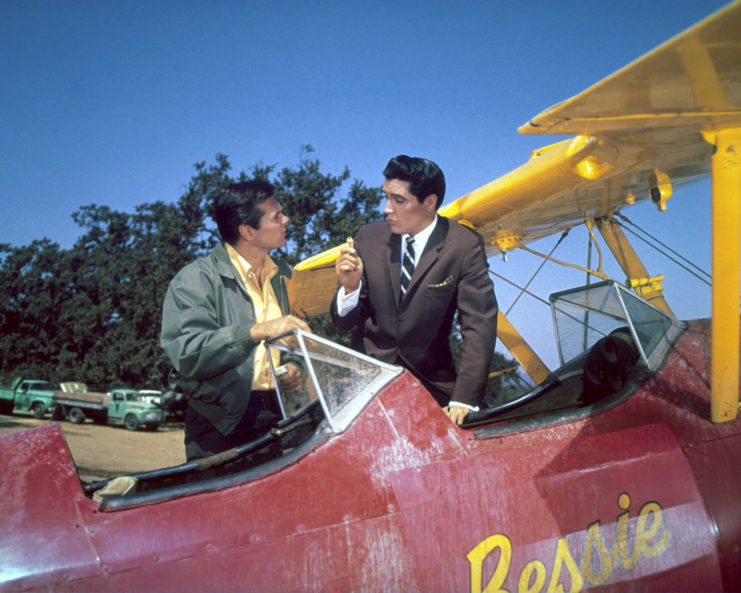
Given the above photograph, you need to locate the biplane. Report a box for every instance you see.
[2,2,740,592]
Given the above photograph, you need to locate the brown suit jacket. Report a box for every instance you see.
[331,216,498,407]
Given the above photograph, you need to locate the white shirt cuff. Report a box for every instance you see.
[449,401,480,412]
[337,282,362,317]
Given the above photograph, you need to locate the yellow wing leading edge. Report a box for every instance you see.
[288,1,741,421]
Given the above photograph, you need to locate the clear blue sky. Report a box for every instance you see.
[1,0,729,368]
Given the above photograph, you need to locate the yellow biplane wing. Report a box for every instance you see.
[286,243,346,320]
[440,0,739,245]
[288,0,741,421]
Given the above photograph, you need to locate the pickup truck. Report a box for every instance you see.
[51,384,163,431]
[0,378,56,418]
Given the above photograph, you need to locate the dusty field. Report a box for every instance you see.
[0,412,186,480]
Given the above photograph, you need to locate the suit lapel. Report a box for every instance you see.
[386,232,401,309]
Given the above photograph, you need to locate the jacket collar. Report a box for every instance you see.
[213,242,292,314]
[213,242,236,279]
[410,215,448,281]
[422,215,449,257]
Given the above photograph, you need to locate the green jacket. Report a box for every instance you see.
[161,243,294,435]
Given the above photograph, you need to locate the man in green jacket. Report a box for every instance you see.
[161,179,309,460]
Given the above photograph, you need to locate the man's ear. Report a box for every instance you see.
[238,224,256,242]
[423,194,438,213]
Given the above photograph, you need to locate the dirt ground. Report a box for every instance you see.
[0,412,186,480]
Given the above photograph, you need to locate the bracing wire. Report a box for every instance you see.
[615,214,711,286]
[504,230,570,316]
[490,263,611,345]
[488,269,551,309]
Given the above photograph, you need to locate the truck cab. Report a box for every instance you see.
[108,389,163,431]
[0,378,56,418]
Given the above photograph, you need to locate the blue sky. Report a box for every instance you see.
[1,0,729,367]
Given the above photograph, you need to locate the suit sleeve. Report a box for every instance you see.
[330,285,363,330]
[452,234,498,406]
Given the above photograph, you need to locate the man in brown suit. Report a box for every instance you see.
[331,155,498,425]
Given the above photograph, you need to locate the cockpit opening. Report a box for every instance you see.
[85,332,402,509]
[464,281,686,434]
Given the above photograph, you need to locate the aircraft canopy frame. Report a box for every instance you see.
[550,280,686,370]
[267,329,402,433]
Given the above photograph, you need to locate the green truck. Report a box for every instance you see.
[0,378,56,418]
[51,384,163,431]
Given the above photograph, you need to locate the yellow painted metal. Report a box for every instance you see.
[493,234,521,253]
[285,246,341,318]
[649,170,672,212]
[519,1,741,136]
[286,2,741,412]
[709,127,741,423]
[488,366,519,379]
[496,311,550,385]
[596,217,675,317]
[438,135,609,247]
[293,244,345,272]
[626,275,664,290]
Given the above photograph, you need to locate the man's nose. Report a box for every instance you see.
[383,199,393,214]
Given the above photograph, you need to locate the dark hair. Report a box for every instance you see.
[213,179,275,244]
[383,155,446,208]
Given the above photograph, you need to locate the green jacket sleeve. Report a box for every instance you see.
[161,263,259,382]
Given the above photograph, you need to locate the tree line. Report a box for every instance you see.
[0,147,515,403]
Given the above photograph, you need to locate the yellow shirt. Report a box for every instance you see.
[225,243,283,391]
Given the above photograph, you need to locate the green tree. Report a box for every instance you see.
[0,149,384,388]
[0,148,516,401]
[60,198,208,389]
[0,240,69,382]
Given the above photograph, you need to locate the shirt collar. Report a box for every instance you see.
[224,242,277,285]
[402,216,437,257]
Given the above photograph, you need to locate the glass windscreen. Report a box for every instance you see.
[550,281,682,368]
[267,329,402,433]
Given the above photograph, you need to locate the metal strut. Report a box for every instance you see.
[595,216,675,317]
[706,127,741,423]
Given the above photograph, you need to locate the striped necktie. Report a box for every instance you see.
[400,236,415,302]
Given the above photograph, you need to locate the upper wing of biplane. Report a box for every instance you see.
[439,0,740,253]
[287,0,741,420]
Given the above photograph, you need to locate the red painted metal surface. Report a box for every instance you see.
[0,426,100,590]
[684,433,741,592]
[1,321,740,592]
[391,423,722,592]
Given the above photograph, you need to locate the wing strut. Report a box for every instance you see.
[707,127,741,423]
[496,311,550,385]
[595,216,675,317]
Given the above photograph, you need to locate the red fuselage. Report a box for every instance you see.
[1,319,739,592]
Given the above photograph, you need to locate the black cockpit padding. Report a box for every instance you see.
[582,328,640,404]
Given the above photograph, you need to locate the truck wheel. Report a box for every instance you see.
[68,407,86,424]
[0,400,13,415]
[124,414,140,431]
[31,402,45,419]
